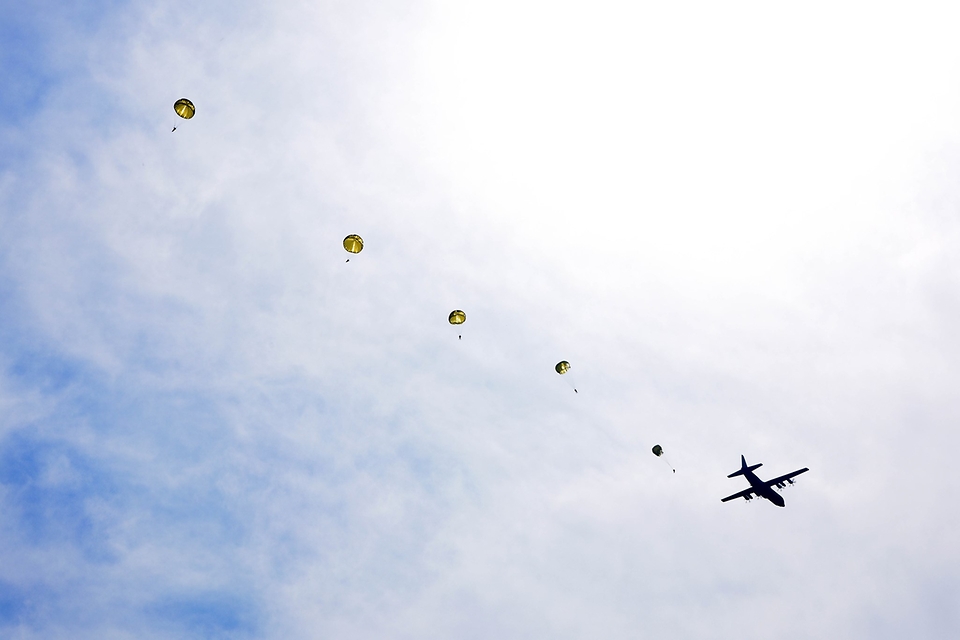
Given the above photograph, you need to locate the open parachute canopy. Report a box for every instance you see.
[448,310,466,325]
[343,234,364,254]
[555,361,571,375]
[173,98,196,119]
[652,444,674,472]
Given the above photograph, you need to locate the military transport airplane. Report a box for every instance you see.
[721,455,809,507]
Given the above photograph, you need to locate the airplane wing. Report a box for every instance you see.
[764,467,809,487]
[721,487,757,502]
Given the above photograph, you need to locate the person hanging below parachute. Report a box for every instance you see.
[172,98,195,132]
[555,360,577,393]
[652,444,675,473]
[448,309,466,339]
[343,234,363,262]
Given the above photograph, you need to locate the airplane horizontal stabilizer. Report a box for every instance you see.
[727,456,763,478]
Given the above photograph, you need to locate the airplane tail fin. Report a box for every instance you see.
[728,455,763,478]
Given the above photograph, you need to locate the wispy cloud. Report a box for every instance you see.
[1,0,960,638]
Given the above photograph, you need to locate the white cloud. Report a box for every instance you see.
[1,0,959,637]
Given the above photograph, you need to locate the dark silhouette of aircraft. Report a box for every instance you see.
[721,455,808,507]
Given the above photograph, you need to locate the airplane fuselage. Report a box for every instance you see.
[742,469,785,507]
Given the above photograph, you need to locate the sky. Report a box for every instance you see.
[1,0,960,638]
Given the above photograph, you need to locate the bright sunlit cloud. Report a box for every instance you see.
[407,0,960,295]
[2,1,960,638]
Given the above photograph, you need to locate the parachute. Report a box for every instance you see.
[555,361,576,393]
[172,98,195,131]
[448,310,466,340]
[174,98,196,119]
[343,234,363,261]
[652,444,675,473]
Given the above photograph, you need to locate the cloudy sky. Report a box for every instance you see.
[2,0,960,637]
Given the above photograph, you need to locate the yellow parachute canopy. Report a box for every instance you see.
[173,98,196,119]
[343,234,364,254]
[555,361,571,375]
[448,310,466,325]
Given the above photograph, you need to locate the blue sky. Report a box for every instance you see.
[2,0,960,638]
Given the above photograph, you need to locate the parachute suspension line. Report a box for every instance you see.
[448,310,466,341]
[172,98,195,132]
[555,360,576,393]
[652,445,674,472]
